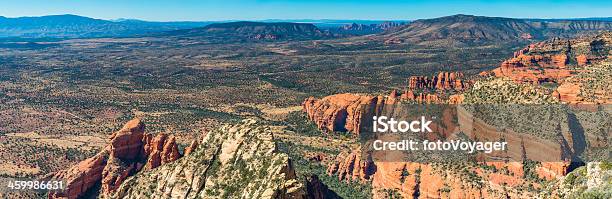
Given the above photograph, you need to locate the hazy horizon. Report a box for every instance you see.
[1,0,611,22]
[1,13,611,23]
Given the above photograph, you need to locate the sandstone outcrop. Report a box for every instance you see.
[43,119,187,199]
[448,94,464,104]
[183,139,200,156]
[326,149,374,182]
[302,90,454,134]
[536,162,571,180]
[555,82,582,103]
[407,72,467,91]
[493,31,611,85]
[492,66,572,84]
[400,90,442,103]
[552,54,568,68]
[495,51,573,84]
[302,94,379,134]
[101,157,136,194]
[553,56,611,104]
[303,71,471,135]
[110,119,305,199]
[142,133,182,170]
[108,119,146,160]
[44,151,108,199]
[414,92,440,104]
[576,54,589,66]
[327,155,533,199]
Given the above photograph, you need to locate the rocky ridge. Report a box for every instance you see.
[43,118,184,198]
[382,14,612,43]
[486,31,611,103]
[109,119,305,199]
[326,149,375,183]
[548,162,611,198]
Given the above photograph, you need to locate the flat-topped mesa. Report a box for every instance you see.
[499,53,569,69]
[44,118,189,199]
[407,71,467,91]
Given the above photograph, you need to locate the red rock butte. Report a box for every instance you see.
[43,118,193,199]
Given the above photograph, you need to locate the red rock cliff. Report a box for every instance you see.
[302,94,380,134]
[44,119,190,199]
[326,149,375,182]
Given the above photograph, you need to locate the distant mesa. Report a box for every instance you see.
[384,14,539,43]
[382,14,612,43]
[171,21,334,41]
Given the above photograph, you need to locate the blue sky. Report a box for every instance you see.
[1,0,610,21]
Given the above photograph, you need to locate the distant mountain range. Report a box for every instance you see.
[383,14,612,43]
[527,17,612,22]
[0,15,404,39]
[1,14,611,42]
[0,14,211,38]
